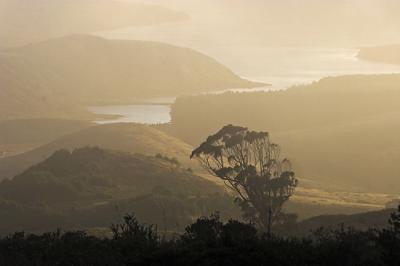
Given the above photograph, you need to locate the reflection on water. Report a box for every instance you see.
[96,22,400,89]
[89,105,171,125]
[92,20,400,125]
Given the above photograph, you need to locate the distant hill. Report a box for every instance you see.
[0,0,188,47]
[358,45,400,65]
[170,74,400,193]
[293,208,394,236]
[0,123,199,181]
[0,147,220,205]
[0,147,228,233]
[0,119,92,157]
[0,35,261,120]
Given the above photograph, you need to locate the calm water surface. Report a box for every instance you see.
[90,21,400,124]
[89,105,171,125]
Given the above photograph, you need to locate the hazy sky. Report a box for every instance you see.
[126,0,400,46]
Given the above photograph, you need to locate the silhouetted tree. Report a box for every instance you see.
[381,205,400,265]
[191,125,297,234]
[111,214,158,248]
[1,210,400,266]
[182,213,223,246]
[389,205,400,233]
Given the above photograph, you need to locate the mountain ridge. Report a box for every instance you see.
[0,34,263,120]
[0,123,199,181]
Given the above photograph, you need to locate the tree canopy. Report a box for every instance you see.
[191,125,298,232]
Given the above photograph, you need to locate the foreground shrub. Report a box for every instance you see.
[0,209,399,266]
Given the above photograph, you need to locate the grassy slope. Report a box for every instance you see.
[0,146,392,234]
[0,132,395,233]
[0,147,225,233]
[170,74,400,193]
[294,208,394,236]
[0,147,221,205]
[0,123,199,181]
[0,120,389,222]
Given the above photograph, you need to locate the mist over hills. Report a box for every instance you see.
[170,74,400,193]
[142,0,400,47]
[0,0,188,47]
[0,35,260,120]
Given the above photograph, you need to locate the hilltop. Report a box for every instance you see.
[0,35,261,120]
[0,147,228,233]
[293,208,394,236]
[0,123,199,181]
[0,147,220,205]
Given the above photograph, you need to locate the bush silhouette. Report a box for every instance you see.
[0,208,399,265]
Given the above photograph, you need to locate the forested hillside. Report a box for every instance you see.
[170,74,400,193]
[0,147,230,233]
[0,123,199,180]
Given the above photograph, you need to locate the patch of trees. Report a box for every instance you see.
[155,153,181,169]
[0,147,220,205]
[0,189,240,235]
[0,207,399,266]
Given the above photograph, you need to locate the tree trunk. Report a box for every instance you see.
[267,207,272,238]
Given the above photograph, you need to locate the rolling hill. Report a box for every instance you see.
[0,35,261,120]
[0,144,394,233]
[0,121,393,223]
[0,147,221,205]
[0,147,227,233]
[0,0,188,47]
[0,123,199,181]
[293,208,395,236]
[170,74,400,193]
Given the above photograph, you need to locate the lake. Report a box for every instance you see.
[90,21,400,124]
[88,104,171,125]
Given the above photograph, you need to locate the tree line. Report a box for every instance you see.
[0,207,399,266]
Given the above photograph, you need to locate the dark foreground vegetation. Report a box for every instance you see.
[1,207,399,266]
